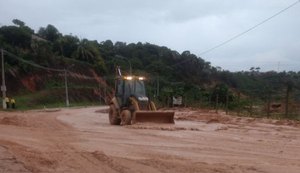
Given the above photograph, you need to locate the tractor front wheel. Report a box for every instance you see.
[120,110,132,125]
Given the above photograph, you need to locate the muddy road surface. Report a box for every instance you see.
[0,107,300,173]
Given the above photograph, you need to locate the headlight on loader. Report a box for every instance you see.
[138,77,145,80]
[124,76,133,80]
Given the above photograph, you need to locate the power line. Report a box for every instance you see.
[3,50,65,72]
[199,0,300,56]
[3,49,104,80]
[170,0,300,67]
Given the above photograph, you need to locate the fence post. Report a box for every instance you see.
[285,84,291,118]
[225,91,229,115]
[267,91,271,118]
[250,97,253,117]
[215,93,219,113]
[237,92,241,116]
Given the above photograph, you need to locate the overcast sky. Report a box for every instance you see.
[1,0,299,72]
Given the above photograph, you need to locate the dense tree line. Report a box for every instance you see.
[0,19,299,115]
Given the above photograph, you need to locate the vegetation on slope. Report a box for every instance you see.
[0,19,299,119]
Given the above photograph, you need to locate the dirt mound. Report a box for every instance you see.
[175,111,231,124]
[273,119,300,127]
[0,116,28,127]
[174,108,300,127]
[206,118,220,124]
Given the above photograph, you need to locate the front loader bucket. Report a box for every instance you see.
[134,111,175,124]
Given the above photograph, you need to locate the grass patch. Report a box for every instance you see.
[8,89,103,111]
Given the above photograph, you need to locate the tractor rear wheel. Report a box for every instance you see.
[109,104,121,125]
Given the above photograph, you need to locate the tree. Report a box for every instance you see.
[12,19,34,34]
[54,34,79,57]
[73,39,99,62]
[38,24,61,42]
[12,19,25,27]
[211,84,231,104]
[0,25,31,48]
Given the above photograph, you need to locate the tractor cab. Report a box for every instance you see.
[115,76,148,108]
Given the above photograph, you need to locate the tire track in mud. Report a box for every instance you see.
[0,112,98,172]
[0,140,59,173]
[1,107,300,173]
[0,144,31,173]
[0,110,137,173]
[133,154,267,173]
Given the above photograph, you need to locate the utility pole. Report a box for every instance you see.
[156,76,159,96]
[64,64,74,107]
[1,49,6,109]
[64,69,69,107]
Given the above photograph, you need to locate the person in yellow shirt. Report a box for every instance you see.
[10,98,16,109]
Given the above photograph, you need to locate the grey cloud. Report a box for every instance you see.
[0,0,299,71]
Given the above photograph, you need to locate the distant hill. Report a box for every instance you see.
[1,19,299,118]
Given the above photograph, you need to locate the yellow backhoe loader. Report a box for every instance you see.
[108,66,174,125]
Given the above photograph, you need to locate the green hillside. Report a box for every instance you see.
[0,19,299,119]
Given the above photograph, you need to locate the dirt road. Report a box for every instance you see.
[0,107,300,173]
